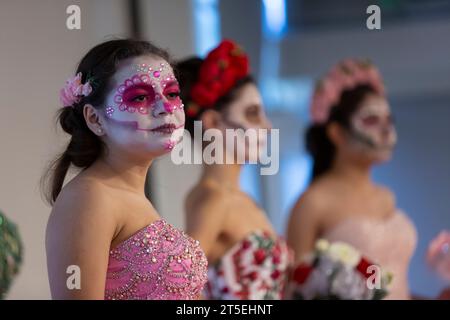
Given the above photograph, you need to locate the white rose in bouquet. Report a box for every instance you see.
[330,266,373,300]
[328,242,361,268]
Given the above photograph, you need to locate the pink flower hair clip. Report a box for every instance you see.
[60,72,93,107]
[310,59,385,125]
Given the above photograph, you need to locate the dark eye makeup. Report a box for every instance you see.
[122,84,156,107]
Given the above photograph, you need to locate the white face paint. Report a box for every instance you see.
[102,56,185,158]
[219,83,271,163]
[348,94,397,163]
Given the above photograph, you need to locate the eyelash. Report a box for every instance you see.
[166,91,180,99]
[132,95,147,102]
[130,90,180,103]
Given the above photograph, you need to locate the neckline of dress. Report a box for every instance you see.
[110,218,166,251]
[322,210,405,238]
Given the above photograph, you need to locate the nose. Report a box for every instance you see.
[152,96,174,117]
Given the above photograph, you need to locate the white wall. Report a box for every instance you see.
[0,0,130,299]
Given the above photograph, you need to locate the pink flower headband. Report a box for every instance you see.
[310,59,385,125]
[60,72,93,107]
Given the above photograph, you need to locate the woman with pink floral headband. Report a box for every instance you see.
[286,59,450,300]
[43,39,207,299]
[286,59,418,299]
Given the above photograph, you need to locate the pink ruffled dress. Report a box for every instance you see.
[105,219,208,300]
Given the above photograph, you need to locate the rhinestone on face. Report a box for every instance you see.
[106,106,114,118]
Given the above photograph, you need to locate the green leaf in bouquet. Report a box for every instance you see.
[372,288,388,300]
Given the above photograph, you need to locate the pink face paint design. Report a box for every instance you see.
[107,117,185,133]
[161,80,184,114]
[351,107,396,150]
[102,58,186,157]
[114,75,157,114]
[348,98,397,163]
[112,63,184,116]
[164,139,177,150]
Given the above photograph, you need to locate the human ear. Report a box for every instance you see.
[327,122,347,147]
[83,104,104,136]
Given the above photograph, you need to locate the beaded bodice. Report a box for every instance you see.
[105,219,208,300]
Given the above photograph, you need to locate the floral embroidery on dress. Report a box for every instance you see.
[205,231,293,300]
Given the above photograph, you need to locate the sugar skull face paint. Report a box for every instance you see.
[102,56,185,156]
[220,83,271,162]
[348,94,397,163]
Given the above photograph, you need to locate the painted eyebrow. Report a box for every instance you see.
[122,84,156,98]
[163,80,180,89]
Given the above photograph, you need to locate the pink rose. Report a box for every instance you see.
[59,72,93,107]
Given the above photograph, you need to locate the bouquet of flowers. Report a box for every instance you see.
[291,239,392,300]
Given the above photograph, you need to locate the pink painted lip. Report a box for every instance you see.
[149,123,183,134]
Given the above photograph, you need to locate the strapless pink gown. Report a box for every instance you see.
[105,219,208,300]
[205,231,293,300]
[322,210,417,300]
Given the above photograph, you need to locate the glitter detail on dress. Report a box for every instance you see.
[105,219,208,300]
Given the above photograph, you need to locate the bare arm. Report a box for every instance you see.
[286,192,323,264]
[185,186,227,259]
[45,184,117,299]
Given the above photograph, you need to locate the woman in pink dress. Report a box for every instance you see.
[44,39,207,299]
[287,59,417,299]
[176,40,293,300]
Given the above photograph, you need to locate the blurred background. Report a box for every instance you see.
[0,0,449,299]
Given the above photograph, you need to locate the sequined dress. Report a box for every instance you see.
[205,231,293,300]
[105,219,208,300]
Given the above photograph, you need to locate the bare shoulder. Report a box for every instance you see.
[290,179,335,223]
[185,179,229,221]
[46,177,118,245]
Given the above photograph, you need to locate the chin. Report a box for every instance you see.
[371,152,393,164]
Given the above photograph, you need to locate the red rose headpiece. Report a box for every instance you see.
[186,39,250,118]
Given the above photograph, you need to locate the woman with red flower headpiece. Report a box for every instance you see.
[176,40,293,300]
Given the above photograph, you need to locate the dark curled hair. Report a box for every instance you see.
[306,84,378,180]
[175,57,255,137]
[42,39,171,205]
